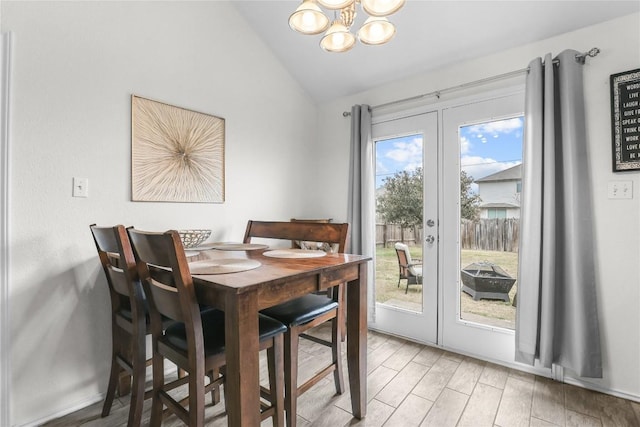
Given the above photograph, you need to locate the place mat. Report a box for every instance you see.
[262,249,327,259]
[189,259,262,275]
[208,242,269,251]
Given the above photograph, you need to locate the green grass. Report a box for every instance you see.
[374,246,518,327]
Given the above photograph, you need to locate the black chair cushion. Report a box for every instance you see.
[260,294,338,327]
[164,309,286,356]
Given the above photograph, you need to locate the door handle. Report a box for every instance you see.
[426,235,435,244]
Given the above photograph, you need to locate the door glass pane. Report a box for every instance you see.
[459,117,523,330]
[375,134,423,313]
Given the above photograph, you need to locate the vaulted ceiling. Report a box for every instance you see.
[233,1,640,103]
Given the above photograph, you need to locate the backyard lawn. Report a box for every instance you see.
[375,246,518,329]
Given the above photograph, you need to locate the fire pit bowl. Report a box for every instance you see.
[461,262,516,302]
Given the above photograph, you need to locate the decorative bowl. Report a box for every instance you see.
[178,229,212,249]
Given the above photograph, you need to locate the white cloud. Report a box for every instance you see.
[466,117,523,137]
[460,136,471,154]
[376,159,389,175]
[461,155,521,181]
[385,137,422,162]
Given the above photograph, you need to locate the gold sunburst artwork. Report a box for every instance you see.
[131,95,225,202]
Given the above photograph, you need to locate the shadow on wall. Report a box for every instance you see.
[10,240,111,420]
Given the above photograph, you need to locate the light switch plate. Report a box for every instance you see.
[73,177,88,198]
[607,181,632,199]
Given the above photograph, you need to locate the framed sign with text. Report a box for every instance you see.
[611,68,640,172]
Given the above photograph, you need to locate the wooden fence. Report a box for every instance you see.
[376,223,422,248]
[460,218,519,252]
[377,218,519,252]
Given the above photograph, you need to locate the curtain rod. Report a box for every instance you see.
[342,47,600,117]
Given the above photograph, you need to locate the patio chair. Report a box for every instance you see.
[394,242,423,294]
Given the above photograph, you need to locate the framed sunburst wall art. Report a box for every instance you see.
[131,95,225,202]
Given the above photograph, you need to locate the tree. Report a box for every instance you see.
[460,170,482,220]
[377,168,423,231]
[377,168,481,232]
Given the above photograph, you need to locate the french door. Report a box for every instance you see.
[368,111,438,344]
[367,89,552,371]
[441,91,533,366]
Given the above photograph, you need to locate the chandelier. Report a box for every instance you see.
[289,0,405,53]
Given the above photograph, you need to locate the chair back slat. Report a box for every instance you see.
[106,266,133,297]
[90,224,143,316]
[243,220,349,253]
[290,218,333,249]
[127,230,175,268]
[127,228,203,342]
[146,277,184,322]
[91,225,120,254]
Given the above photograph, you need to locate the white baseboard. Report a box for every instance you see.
[18,393,105,427]
[563,376,640,403]
[17,365,180,427]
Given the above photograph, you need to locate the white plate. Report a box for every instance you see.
[209,242,269,251]
[189,259,262,275]
[262,249,327,259]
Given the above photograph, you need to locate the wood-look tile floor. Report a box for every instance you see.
[44,327,640,427]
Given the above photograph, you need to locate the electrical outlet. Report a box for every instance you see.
[73,177,89,198]
[607,181,632,199]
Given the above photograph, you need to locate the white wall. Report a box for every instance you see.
[2,2,317,425]
[313,13,640,400]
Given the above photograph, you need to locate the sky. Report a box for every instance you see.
[375,116,524,191]
[375,134,423,188]
[460,116,523,184]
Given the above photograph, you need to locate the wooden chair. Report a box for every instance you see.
[243,220,349,427]
[127,228,286,427]
[290,218,346,341]
[90,224,152,427]
[394,242,423,294]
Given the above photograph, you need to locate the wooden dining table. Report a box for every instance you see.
[187,246,371,426]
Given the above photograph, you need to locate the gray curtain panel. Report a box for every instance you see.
[347,104,372,255]
[347,104,376,322]
[515,50,602,378]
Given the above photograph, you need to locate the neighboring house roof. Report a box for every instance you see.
[475,163,522,183]
[479,202,520,209]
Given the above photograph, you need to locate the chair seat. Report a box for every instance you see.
[165,309,286,356]
[409,265,422,277]
[261,294,338,327]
